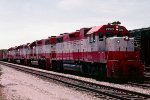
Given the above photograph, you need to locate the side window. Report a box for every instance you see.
[93,33,95,42]
[99,33,103,41]
[89,33,96,43]
[89,34,92,43]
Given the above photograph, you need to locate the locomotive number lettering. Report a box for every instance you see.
[119,28,123,31]
[106,28,114,31]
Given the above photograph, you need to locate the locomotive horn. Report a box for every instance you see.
[111,21,121,25]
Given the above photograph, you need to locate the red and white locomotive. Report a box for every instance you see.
[1,22,144,79]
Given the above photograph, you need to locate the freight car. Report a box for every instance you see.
[0,22,144,80]
[130,27,150,71]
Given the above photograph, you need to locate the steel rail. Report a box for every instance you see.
[128,82,150,89]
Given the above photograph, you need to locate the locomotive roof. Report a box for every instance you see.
[87,24,129,36]
[36,40,43,45]
[69,31,80,38]
[18,43,30,48]
[29,41,36,47]
[8,47,15,50]
[48,36,56,44]
[16,45,23,49]
[87,25,103,34]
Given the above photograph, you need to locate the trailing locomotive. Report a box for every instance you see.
[0,22,144,79]
[0,49,7,61]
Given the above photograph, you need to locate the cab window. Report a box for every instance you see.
[89,34,92,43]
[117,33,122,37]
[106,32,112,37]
[99,33,103,41]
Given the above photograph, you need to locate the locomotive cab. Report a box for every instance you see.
[103,24,144,79]
[86,22,144,79]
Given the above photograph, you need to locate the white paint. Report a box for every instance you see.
[106,36,134,51]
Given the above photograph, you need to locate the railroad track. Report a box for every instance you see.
[0,61,150,100]
[127,81,150,89]
[126,72,150,89]
[145,72,150,81]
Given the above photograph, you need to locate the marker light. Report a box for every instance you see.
[116,26,119,31]
[116,26,119,29]
[124,36,129,41]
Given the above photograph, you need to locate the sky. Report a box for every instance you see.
[0,0,150,49]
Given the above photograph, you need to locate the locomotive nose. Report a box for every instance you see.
[111,60,144,80]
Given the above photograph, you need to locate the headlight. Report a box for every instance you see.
[116,40,120,43]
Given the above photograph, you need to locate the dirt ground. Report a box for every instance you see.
[0,65,100,100]
[0,87,6,100]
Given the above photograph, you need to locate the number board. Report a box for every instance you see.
[106,27,114,31]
